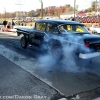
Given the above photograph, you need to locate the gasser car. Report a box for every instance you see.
[16,19,100,65]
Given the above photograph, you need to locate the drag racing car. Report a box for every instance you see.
[16,19,100,65]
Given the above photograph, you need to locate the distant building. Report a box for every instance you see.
[60,11,78,19]
[76,11,86,17]
[60,11,87,19]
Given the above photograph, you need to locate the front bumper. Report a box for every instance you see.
[79,52,100,59]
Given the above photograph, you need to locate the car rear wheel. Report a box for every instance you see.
[20,36,28,48]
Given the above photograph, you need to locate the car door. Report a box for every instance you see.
[30,22,46,47]
[46,23,59,34]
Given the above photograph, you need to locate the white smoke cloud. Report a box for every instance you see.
[38,34,92,73]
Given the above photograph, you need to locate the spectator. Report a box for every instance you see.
[21,23,23,26]
[18,22,20,25]
[12,20,15,29]
[7,22,11,28]
[3,20,7,28]
[72,17,75,21]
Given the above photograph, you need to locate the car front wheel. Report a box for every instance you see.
[20,36,28,48]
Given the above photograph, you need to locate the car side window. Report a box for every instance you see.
[66,25,84,32]
[35,22,46,31]
[67,25,71,31]
[76,26,84,32]
[46,23,58,34]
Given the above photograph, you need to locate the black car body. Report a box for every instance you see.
[16,19,100,64]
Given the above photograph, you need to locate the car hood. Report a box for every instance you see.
[16,26,34,33]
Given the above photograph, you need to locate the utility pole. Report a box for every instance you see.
[40,0,43,18]
[15,0,23,19]
[95,0,97,12]
[74,0,76,21]
[4,8,6,20]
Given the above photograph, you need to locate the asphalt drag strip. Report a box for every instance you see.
[1,44,100,99]
[0,54,58,100]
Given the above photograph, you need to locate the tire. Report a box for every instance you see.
[50,41,64,61]
[20,36,28,48]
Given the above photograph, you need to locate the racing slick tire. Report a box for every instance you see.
[20,36,28,49]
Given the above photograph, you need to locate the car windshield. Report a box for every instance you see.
[58,24,89,34]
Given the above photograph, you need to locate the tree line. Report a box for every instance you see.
[0,1,99,19]
[85,1,100,12]
[0,4,73,19]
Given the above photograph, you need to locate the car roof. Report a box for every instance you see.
[36,19,84,25]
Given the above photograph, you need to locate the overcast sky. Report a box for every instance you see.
[0,0,94,13]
